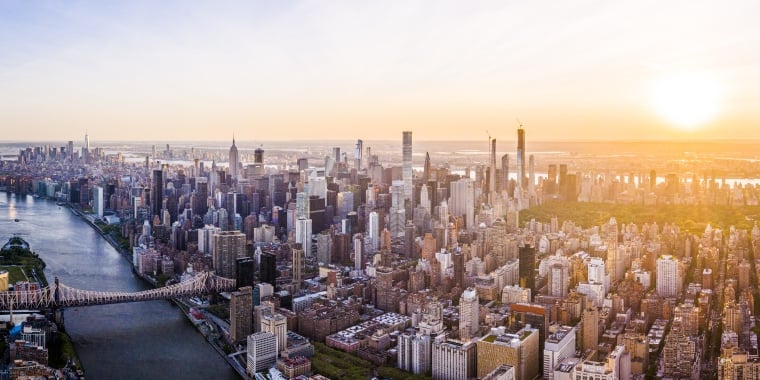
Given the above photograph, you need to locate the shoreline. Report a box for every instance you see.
[65,202,244,379]
[0,232,83,377]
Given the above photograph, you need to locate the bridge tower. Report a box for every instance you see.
[52,277,65,329]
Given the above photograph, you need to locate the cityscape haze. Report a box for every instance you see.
[1,2,760,380]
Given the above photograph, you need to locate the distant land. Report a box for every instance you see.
[2,139,760,158]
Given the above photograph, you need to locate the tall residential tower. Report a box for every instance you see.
[402,131,413,205]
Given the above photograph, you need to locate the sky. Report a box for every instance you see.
[1,0,759,142]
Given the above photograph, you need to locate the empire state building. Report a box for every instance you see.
[229,137,239,182]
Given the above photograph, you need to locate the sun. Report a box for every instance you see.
[651,72,721,130]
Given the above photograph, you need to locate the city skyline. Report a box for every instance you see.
[2,1,760,142]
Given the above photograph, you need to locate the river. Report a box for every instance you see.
[0,192,239,380]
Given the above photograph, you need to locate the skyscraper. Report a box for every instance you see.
[247,332,277,376]
[402,131,413,204]
[254,147,264,164]
[212,231,246,279]
[519,244,536,293]
[260,312,288,356]
[230,286,253,343]
[92,186,104,219]
[459,288,479,341]
[368,211,379,252]
[517,127,526,188]
[355,139,363,170]
[229,137,239,182]
[489,138,496,198]
[476,325,539,380]
[83,131,90,162]
[501,153,509,193]
[656,255,680,298]
[151,168,164,221]
[450,178,474,229]
[423,152,431,182]
[295,218,312,257]
[397,332,433,375]
[432,340,477,380]
[260,252,277,289]
[292,243,305,286]
[581,306,599,353]
[543,325,576,380]
[548,261,570,298]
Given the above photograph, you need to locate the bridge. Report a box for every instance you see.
[0,271,236,310]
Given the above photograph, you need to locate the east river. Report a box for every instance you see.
[0,192,238,380]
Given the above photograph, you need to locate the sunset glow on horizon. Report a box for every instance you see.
[1,1,759,142]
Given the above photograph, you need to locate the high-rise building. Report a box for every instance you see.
[212,231,246,279]
[260,312,288,356]
[718,346,760,380]
[548,262,570,298]
[581,306,599,353]
[92,186,104,219]
[450,178,474,229]
[518,245,536,293]
[236,257,255,289]
[402,131,413,204]
[397,332,434,375]
[423,152,431,182]
[528,154,536,199]
[229,137,239,182]
[573,345,630,380]
[355,139,363,170]
[247,332,277,375]
[368,211,380,252]
[389,181,406,238]
[67,140,74,161]
[151,168,164,221]
[198,224,220,254]
[517,127,526,188]
[230,286,253,343]
[420,184,431,214]
[295,218,312,258]
[295,192,310,219]
[656,255,680,298]
[353,233,363,271]
[501,154,509,193]
[489,138,497,198]
[543,325,576,380]
[662,317,697,378]
[476,325,539,380]
[292,243,305,286]
[459,288,479,341]
[432,340,476,380]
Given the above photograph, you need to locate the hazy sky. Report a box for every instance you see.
[1,1,759,142]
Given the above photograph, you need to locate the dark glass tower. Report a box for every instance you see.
[151,168,164,221]
[519,244,535,293]
[259,252,277,289]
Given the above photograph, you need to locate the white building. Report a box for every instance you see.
[92,186,104,219]
[450,178,475,229]
[247,332,277,376]
[260,313,288,356]
[656,255,680,298]
[543,325,577,380]
[432,340,476,380]
[295,217,312,257]
[397,332,435,375]
[459,288,479,341]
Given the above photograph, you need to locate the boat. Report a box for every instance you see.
[14,219,19,222]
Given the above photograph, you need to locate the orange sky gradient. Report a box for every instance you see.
[1,1,758,142]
